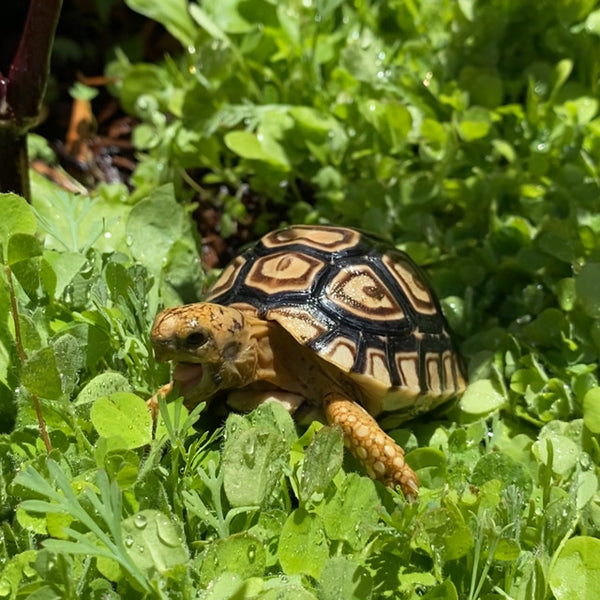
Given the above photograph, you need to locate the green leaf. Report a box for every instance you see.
[124,0,198,47]
[57,323,112,371]
[583,387,600,433]
[21,346,62,399]
[222,424,288,508]
[103,449,140,489]
[10,254,41,298]
[319,557,373,600]
[7,233,42,266]
[532,434,580,475]
[550,59,574,101]
[199,533,265,585]
[70,82,99,101]
[90,393,153,448]
[556,277,576,311]
[406,448,447,489]
[457,106,492,141]
[126,184,199,280]
[459,379,506,415]
[300,426,343,502]
[417,505,474,562]
[0,193,37,261]
[250,402,298,446]
[422,579,459,600]
[224,132,266,160]
[0,551,38,599]
[322,474,379,550]
[576,263,600,319]
[41,250,87,298]
[278,509,328,579]
[188,3,231,43]
[224,130,290,169]
[261,586,317,600]
[471,453,533,498]
[586,9,600,35]
[121,510,188,575]
[549,536,600,600]
[126,185,180,264]
[52,334,83,397]
[76,373,131,409]
[360,100,412,150]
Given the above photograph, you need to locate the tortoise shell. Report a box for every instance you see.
[206,225,466,419]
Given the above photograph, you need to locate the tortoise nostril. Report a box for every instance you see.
[184,332,207,349]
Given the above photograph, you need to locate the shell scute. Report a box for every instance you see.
[207,225,465,410]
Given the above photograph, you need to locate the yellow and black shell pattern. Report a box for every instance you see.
[207,225,466,414]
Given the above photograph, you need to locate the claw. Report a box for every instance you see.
[324,393,419,499]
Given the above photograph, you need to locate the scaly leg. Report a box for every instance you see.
[325,393,419,498]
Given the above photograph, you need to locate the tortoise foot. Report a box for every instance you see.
[325,394,419,498]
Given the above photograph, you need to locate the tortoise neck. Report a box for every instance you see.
[246,317,353,403]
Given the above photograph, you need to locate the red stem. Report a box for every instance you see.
[0,0,62,197]
[5,265,52,452]
[2,0,63,129]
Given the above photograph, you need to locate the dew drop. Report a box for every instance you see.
[243,436,256,465]
[247,544,256,563]
[125,535,134,548]
[134,514,148,529]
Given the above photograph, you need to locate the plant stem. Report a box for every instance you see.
[5,264,52,452]
[0,129,29,198]
[0,0,63,198]
[5,0,62,118]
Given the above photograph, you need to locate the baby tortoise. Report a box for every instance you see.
[151,225,466,497]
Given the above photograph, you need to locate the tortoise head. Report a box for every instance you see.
[151,303,258,406]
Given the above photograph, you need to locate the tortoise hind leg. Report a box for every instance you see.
[324,393,419,499]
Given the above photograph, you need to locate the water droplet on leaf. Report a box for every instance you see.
[247,544,256,562]
[134,514,148,529]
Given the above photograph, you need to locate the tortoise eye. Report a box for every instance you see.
[184,332,208,349]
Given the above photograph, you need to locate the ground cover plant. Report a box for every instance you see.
[2,0,600,597]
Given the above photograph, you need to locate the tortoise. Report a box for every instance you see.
[151,225,466,497]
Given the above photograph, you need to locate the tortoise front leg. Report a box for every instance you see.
[325,393,419,498]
